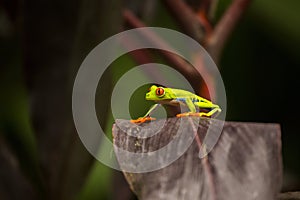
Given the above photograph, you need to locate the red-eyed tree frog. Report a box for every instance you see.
[131,85,221,123]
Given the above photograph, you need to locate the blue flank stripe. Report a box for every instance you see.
[192,98,199,103]
[176,98,186,102]
[176,98,199,103]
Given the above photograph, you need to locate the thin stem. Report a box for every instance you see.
[188,118,217,200]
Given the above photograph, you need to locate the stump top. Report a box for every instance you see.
[113,117,282,200]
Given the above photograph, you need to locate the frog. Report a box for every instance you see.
[130,85,221,123]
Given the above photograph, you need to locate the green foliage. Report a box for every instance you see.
[0,37,43,193]
[1,0,300,198]
[77,162,113,200]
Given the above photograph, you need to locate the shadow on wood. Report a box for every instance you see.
[112,117,282,200]
[278,192,300,200]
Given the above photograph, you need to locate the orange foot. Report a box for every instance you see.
[130,116,156,124]
[176,112,206,118]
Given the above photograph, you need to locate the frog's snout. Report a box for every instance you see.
[145,92,150,99]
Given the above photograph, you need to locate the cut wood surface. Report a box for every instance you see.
[113,117,282,200]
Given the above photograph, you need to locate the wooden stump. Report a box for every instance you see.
[112,117,282,200]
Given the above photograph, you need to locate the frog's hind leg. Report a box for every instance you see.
[200,106,221,117]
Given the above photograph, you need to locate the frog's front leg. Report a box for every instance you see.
[130,104,159,123]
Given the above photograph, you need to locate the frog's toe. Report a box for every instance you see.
[176,113,191,117]
[199,112,210,117]
[143,117,156,122]
[130,117,156,124]
[176,112,207,117]
[130,119,142,123]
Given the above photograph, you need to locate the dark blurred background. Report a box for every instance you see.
[0,0,299,199]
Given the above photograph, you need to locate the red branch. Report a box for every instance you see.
[119,31,167,84]
[123,9,204,94]
[206,0,252,62]
[162,0,205,42]
[122,0,251,97]
[196,0,214,36]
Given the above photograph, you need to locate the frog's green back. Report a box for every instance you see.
[168,88,197,98]
[169,87,212,104]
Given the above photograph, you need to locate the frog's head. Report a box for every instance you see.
[145,85,175,101]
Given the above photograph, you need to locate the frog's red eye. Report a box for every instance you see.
[155,87,165,97]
